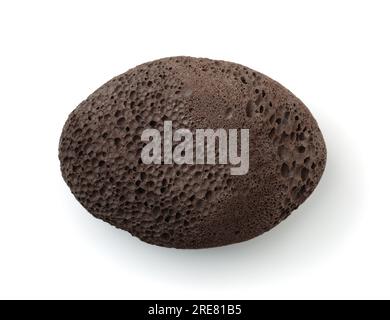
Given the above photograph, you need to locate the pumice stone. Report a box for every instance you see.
[59,56,326,249]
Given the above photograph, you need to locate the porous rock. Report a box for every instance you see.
[59,56,326,248]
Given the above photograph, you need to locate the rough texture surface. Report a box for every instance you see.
[59,56,326,249]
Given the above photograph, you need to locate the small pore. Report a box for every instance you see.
[246,101,255,117]
[114,138,121,146]
[281,163,290,177]
[225,107,233,120]
[301,167,309,180]
[161,232,170,240]
[297,145,306,153]
[117,117,126,126]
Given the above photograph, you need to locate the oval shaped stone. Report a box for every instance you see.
[59,56,326,248]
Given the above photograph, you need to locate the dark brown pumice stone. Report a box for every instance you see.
[59,56,326,249]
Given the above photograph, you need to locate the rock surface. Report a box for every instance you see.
[59,56,326,248]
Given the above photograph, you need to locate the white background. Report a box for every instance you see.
[0,0,389,300]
